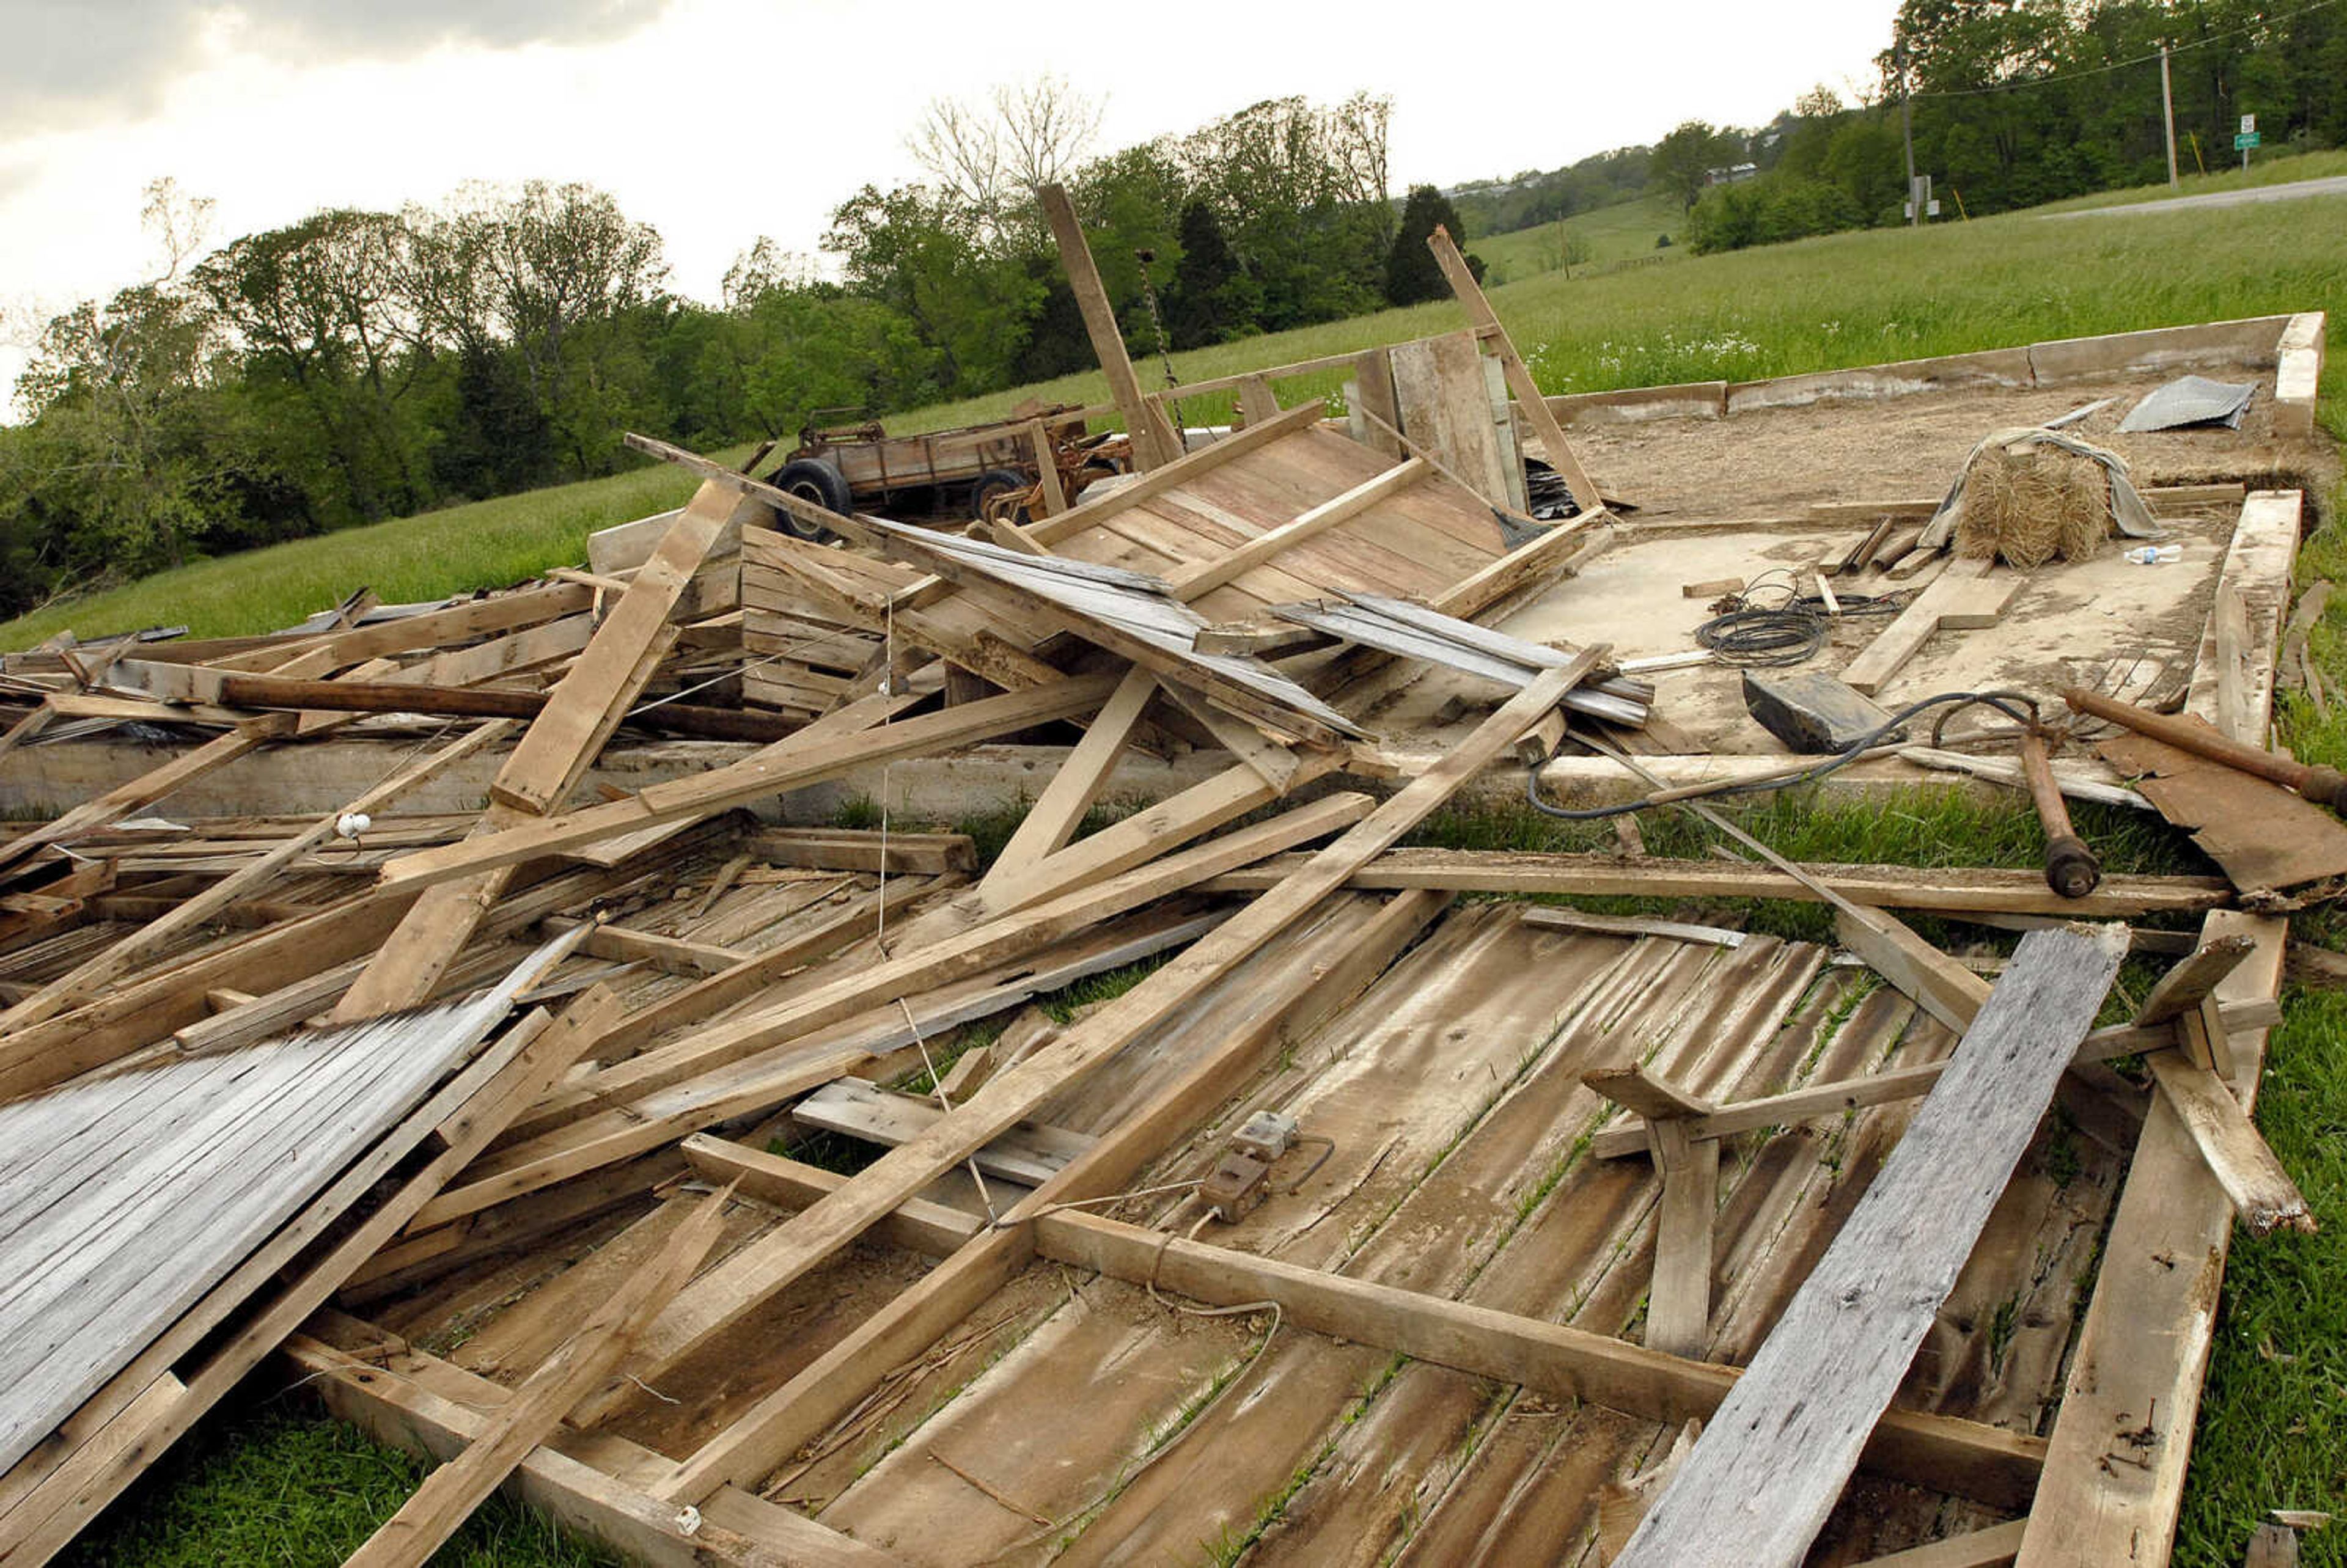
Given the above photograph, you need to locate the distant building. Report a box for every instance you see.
[1705,163,1760,186]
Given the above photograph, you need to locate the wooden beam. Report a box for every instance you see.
[2016,910,2286,1566]
[0,717,293,873]
[1841,558,2022,696]
[2143,1052,2313,1236]
[285,1321,892,1568]
[1834,906,1993,1035]
[1615,925,2128,1566]
[1215,849,2244,916]
[653,888,1455,1502]
[1587,1001,2281,1160]
[339,1188,732,1568]
[977,664,1156,885]
[0,721,512,1035]
[594,659,1596,1427]
[1645,1119,1719,1358]
[1426,223,1603,515]
[1017,400,1324,546]
[1038,181,1180,469]
[1852,1520,2027,1566]
[1164,456,1430,601]
[1028,1207,2043,1511]
[373,675,1120,892]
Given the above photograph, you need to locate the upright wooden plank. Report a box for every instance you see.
[1426,222,1603,512]
[1617,924,2128,1568]
[1644,1119,1720,1358]
[2016,910,2286,1566]
[493,482,749,814]
[1039,182,1180,469]
[979,665,1156,885]
[587,655,1599,1425]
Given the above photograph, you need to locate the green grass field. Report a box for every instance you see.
[6,174,2342,650]
[28,172,2347,1567]
[1466,190,1687,285]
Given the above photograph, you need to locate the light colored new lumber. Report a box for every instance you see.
[597,658,1598,1427]
[1165,456,1430,600]
[1155,682,1306,792]
[372,675,1121,892]
[653,888,1455,1501]
[1199,849,2229,915]
[339,1187,732,1568]
[1426,223,1603,515]
[1615,925,2128,1566]
[2185,491,2302,747]
[545,917,749,977]
[2017,910,2285,1567]
[197,583,595,675]
[977,664,1156,885]
[0,721,512,1035]
[494,484,746,814]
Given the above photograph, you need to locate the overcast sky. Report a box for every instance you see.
[0,0,1899,390]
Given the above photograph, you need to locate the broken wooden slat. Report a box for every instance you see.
[2016,910,2286,1566]
[1614,923,2127,1567]
[339,1187,733,1568]
[978,665,1156,886]
[588,656,1597,1429]
[1840,557,2021,696]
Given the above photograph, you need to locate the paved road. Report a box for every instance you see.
[2041,174,2347,219]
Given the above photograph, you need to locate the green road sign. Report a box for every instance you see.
[2235,131,2262,150]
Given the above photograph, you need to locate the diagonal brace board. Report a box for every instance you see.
[1615,923,2128,1568]
[575,651,1602,1426]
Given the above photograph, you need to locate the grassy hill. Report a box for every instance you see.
[1467,190,1686,285]
[4,177,2340,650]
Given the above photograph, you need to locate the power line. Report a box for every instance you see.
[1906,0,2344,101]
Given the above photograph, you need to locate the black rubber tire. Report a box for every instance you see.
[766,459,852,540]
[969,467,1030,522]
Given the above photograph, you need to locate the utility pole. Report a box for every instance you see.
[1901,56,1919,228]
[2160,46,2179,188]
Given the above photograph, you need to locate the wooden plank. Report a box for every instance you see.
[1018,401,1324,547]
[196,584,595,676]
[1587,1001,2279,1159]
[285,1328,891,1568]
[747,827,976,876]
[655,887,1450,1501]
[0,719,293,873]
[1038,183,1179,469]
[2185,491,2302,747]
[1842,557,2017,695]
[592,659,1598,1426]
[493,484,747,814]
[1835,906,1992,1034]
[1853,1520,2027,1566]
[979,664,1155,884]
[2143,1052,2313,1235]
[373,675,1120,892]
[339,1188,732,1568]
[1197,849,2230,915]
[1027,1207,2044,1511]
[0,721,513,1035]
[1645,1119,1718,1358]
[790,1080,1089,1187]
[1616,924,2128,1566]
[1164,456,1429,600]
[2016,910,2285,1567]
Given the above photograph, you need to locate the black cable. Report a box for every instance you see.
[1692,574,1911,667]
[1524,689,2042,821]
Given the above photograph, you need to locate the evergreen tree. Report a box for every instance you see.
[1165,200,1252,348]
[1383,186,1480,307]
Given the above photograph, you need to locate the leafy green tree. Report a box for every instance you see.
[1651,121,1739,210]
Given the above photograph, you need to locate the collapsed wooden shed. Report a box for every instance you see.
[0,194,2334,1567]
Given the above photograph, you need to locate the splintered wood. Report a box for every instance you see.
[0,310,2327,1568]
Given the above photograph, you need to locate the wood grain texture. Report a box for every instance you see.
[1616,923,2126,1568]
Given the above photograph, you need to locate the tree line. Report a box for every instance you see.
[0,87,1486,619]
[1678,0,2347,252]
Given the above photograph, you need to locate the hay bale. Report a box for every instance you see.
[1952,445,2110,569]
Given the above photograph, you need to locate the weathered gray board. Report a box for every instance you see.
[1615,922,2128,1567]
[0,980,527,1476]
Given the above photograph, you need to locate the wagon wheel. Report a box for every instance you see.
[969,468,1031,524]
[766,460,851,541]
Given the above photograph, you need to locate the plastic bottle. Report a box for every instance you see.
[2122,544,2183,565]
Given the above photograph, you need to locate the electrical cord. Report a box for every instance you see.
[1692,569,1911,667]
[1524,689,2043,820]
